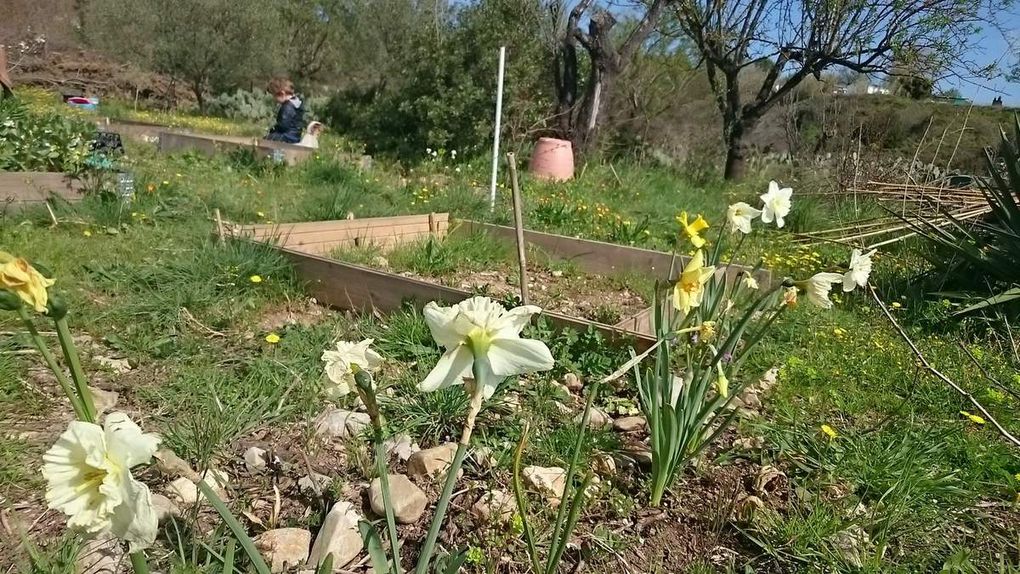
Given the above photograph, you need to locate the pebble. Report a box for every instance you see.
[407,443,459,481]
[471,489,515,524]
[314,407,371,439]
[563,373,583,392]
[307,501,363,570]
[255,528,311,573]
[613,416,647,433]
[384,433,420,461]
[522,466,566,506]
[244,446,267,474]
[88,386,119,414]
[574,407,612,429]
[369,474,427,524]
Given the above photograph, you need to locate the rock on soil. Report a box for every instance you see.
[244,446,267,474]
[575,407,612,429]
[369,474,427,524]
[407,443,458,480]
[152,493,180,523]
[384,433,420,461]
[613,416,647,433]
[564,373,583,392]
[522,466,567,506]
[471,489,515,524]
[76,535,122,574]
[314,407,371,439]
[307,501,363,570]
[88,386,119,414]
[255,528,312,573]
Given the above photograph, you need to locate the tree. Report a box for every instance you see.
[550,0,674,153]
[83,0,277,111]
[672,0,1000,179]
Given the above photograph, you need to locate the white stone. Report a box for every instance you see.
[314,407,371,439]
[522,466,566,506]
[574,407,611,429]
[88,386,119,414]
[166,477,199,505]
[612,416,647,433]
[407,443,458,480]
[307,501,363,570]
[95,356,131,374]
[591,453,616,476]
[244,446,267,474]
[152,493,180,523]
[154,448,198,481]
[298,473,333,493]
[384,433,420,461]
[369,474,426,524]
[76,535,122,574]
[255,528,311,573]
[563,373,582,392]
[202,468,231,500]
[471,489,515,524]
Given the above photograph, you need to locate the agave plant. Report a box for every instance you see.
[910,114,1020,315]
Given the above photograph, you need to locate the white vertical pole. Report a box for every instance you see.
[489,46,507,212]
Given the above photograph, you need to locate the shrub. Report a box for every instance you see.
[206,89,276,123]
[0,98,95,173]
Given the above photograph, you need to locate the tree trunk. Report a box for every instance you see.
[724,118,755,181]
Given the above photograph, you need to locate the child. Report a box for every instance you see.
[299,121,324,148]
[265,78,304,144]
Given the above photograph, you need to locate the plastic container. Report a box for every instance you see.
[529,137,574,181]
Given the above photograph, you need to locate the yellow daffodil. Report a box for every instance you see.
[677,212,710,248]
[0,253,56,313]
[249,275,263,284]
[960,411,986,425]
[420,297,554,400]
[820,424,838,439]
[265,333,281,344]
[321,339,384,398]
[673,250,716,315]
[43,413,161,551]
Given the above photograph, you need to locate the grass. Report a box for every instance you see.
[2,98,1019,573]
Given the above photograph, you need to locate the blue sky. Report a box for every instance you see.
[945,6,1020,105]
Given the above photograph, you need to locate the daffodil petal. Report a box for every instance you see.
[423,302,463,349]
[487,337,554,378]
[104,412,160,468]
[419,345,474,392]
[42,422,112,527]
[491,305,542,336]
[109,471,158,551]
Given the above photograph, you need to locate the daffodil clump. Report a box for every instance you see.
[638,181,879,506]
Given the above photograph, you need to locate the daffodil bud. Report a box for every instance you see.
[353,368,374,394]
[46,293,69,320]
[0,289,23,311]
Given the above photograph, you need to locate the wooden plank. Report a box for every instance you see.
[270,244,655,350]
[614,307,653,337]
[280,223,449,250]
[458,220,770,286]
[158,132,315,166]
[0,172,82,205]
[240,214,450,238]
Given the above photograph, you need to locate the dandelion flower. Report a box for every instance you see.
[0,253,55,313]
[420,297,554,400]
[727,202,762,234]
[760,181,793,228]
[257,211,266,218]
[797,273,843,309]
[42,413,160,550]
[265,333,281,344]
[322,339,384,397]
[959,410,986,425]
[672,250,716,315]
[842,248,876,292]
[890,302,902,309]
[677,212,710,248]
[83,230,92,237]
[820,424,838,439]
[249,275,263,284]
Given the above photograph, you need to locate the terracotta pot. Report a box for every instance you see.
[529,137,574,181]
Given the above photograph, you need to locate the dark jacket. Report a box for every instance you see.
[266,96,304,144]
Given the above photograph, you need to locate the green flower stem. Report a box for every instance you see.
[16,307,88,421]
[129,551,150,574]
[54,316,97,422]
[414,376,484,574]
[356,369,403,574]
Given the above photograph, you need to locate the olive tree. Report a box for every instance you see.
[672,0,1002,179]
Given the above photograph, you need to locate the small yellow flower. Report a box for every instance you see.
[677,212,710,248]
[146,184,156,193]
[265,333,281,344]
[820,424,838,439]
[960,411,986,425]
[83,230,92,237]
[698,321,717,341]
[891,302,902,309]
[1014,472,1020,481]
[249,275,263,284]
[257,211,266,218]
[161,180,170,186]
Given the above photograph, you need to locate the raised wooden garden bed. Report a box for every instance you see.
[0,172,82,208]
[227,214,663,348]
[159,132,315,166]
[96,118,177,142]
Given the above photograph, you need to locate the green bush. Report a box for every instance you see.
[206,89,277,123]
[0,98,95,173]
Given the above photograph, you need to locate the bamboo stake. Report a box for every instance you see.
[506,152,530,305]
[869,285,1020,449]
[214,208,225,244]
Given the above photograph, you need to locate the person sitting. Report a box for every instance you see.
[265,78,304,144]
[299,121,324,148]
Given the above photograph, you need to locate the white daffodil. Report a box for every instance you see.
[321,339,384,397]
[741,274,759,290]
[842,248,876,292]
[42,413,160,551]
[727,202,763,234]
[760,181,793,228]
[420,297,554,399]
[799,272,843,309]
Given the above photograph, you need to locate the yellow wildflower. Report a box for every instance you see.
[891,302,902,309]
[0,254,56,313]
[677,212,710,248]
[698,321,717,341]
[672,250,715,315]
[265,333,281,344]
[83,230,92,237]
[257,211,266,218]
[960,411,986,425]
[820,424,838,439]
[249,275,263,284]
